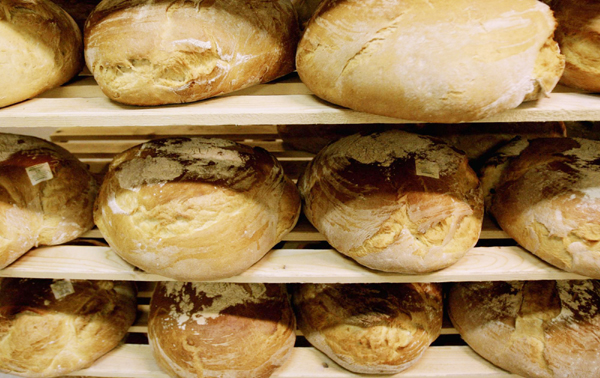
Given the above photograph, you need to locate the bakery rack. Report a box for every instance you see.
[0,72,596,378]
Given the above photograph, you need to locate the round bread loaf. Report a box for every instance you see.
[84,0,300,106]
[292,283,442,374]
[297,130,484,274]
[296,0,564,123]
[490,137,600,278]
[94,137,301,281]
[148,282,296,378]
[0,278,137,377]
[448,280,600,378]
[0,0,83,108]
[553,0,600,92]
[0,133,98,269]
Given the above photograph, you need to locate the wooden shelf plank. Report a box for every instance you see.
[58,344,514,378]
[1,75,599,127]
[0,245,585,283]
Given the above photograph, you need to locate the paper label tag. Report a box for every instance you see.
[26,162,53,186]
[416,160,440,179]
[51,279,75,300]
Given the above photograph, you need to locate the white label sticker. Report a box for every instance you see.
[416,160,440,179]
[26,162,53,186]
[51,279,75,300]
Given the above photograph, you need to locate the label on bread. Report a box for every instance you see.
[51,279,75,299]
[26,162,53,186]
[416,160,440,179]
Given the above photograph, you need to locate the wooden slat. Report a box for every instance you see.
[50,125,279,142]
[0,245,585,283]
[2,77,600,127]
[58,344,514,378]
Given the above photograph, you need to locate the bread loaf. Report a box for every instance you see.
[94,137,301,281]
[490,137,600,278]
[296,0,564,122]
[148,282,295,378]
[84,0,300,106]
[297,130,484,274]
[0,0,83,108]
[0,134,98,269]
[0,278,137,377]
[292,283,442,374]
[553,0,600,92]
[448,280,600,378]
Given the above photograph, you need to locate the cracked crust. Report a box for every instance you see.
[84,0,300,105]
[296,0,564,122]
[448,280,600,378]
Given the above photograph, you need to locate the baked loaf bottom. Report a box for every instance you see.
[298,130,483,274]
[84,0,299,105]
[296,0,564,122]
[292,283,442,374]
[0,278,137,378]
[490,137,600,278]
[0,133,98,269]
[94,137,300,281]
[0,0,82,108]
[148,282,296,378]
[448,280,600,378]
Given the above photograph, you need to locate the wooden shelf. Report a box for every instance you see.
[1,74,600,128]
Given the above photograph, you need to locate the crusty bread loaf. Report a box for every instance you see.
[0,278,137,377]
[448,280,600,378]
[553,0,600,91]
[297,130,484,274]
[0,0,83,108]
[490,137,600,278]
[84,0,300,106]
[148,282,295,378]
[292,283,442,374]
[296,0,564,123]
[94,137,301,281]
[0,133,98,269]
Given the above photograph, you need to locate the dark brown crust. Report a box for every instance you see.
[292,283,442,374]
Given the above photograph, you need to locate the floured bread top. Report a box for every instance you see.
[112,137,278,191]
[0,133,72,163]
[321,130,464,176]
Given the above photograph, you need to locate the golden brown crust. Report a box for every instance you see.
[448,280,600,378]
[297,130,483,274]
[490,137,600,278]
[292,283,442,374]
[84,0,300,106]
[296,0,563,123]
[553,0,600,92]
[148,282,296,378]
[94,137,301,281]
[0,278,137,377]
[0,0,83,108]
[0,134,98,269]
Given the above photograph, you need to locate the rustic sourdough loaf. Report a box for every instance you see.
[0,278,137,377]
[490,137,600,278]
[0,0,83,108]
[0,133,98,269]
[84,0,300,105]
[94,137,300,281]
[149,282,296,378]
[553,0,600,92]
[292,283,442,374]
[296,0,564,122]
[448,280,600,378]
[297,130,484,274]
